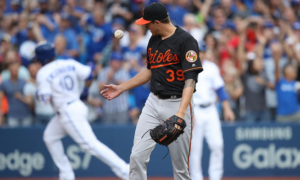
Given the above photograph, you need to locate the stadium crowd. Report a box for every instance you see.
[0,0,299,127]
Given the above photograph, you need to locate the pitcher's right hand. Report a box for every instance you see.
[100,84,122,101]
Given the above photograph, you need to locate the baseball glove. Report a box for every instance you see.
[150,115,187,146]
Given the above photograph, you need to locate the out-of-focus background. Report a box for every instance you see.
[0,0,300,179]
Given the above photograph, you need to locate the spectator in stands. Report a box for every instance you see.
[291,0,300,20]
[252,0,270,17]
[241,57,271,122]
[233,0,251,18]
[191,0,212,31]
[182,13,207,42]
[122,23,144,75]
[9,0,23,15]
[223,60,243,120]
[63,0,86,34]
[86,80,103,123]
[284,22,300,61]
[98,52,130,124]
[255,21,283,121]
[132,0,145,21]
[17,20,43,67]
[85,9,113,63]
[207,6,227,33]
[118,20,149,51]
[58,13,79,58]
[1,49,30,81]
[203,32,219,64]
[268,0,285,18]
[54,35,70,60]
[99,18,126,69]
[128,52,150,124]
[105,0,133,26]
[112,17,129,47]
[0,59,32,127]
[0,14,14,35]
[289,22,300,79]
[100,37,122,69]
[273,43,300,122]
[18,21,40,68]
[0,0,5,14]
[24,61,55,126]
[0,34,13,63]
[160,0,188,26]
[282,8,297,25]
[83,63,102,123]
[219,0,236,19]
[34,0,58,43]
[16,12,30,47]
[218,21,239,75]
[134,22,150,50]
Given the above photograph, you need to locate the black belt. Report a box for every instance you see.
[154,93,182,99]
[199,103,212,108]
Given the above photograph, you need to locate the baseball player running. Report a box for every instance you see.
[101,3,203,180]
[34,42,129,180]
[189,42,235,180]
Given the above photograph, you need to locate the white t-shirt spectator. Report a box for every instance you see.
[86,80,102,123]
[24,82,55,116]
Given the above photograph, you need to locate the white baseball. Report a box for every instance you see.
[114,30,124,39]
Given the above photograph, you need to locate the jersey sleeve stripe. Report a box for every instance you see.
[150,62,180,69]
[183,67,203,73]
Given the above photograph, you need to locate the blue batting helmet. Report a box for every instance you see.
[198,41,206,52]
[34,41,55,65]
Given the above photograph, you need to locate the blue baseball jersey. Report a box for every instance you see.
[276,78,299,115]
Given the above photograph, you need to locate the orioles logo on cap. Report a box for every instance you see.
[185,50,197,62]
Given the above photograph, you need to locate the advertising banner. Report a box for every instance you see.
[221,123,300,177]
[0,123,299,178]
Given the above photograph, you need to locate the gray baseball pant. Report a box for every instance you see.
[129,92,194,180]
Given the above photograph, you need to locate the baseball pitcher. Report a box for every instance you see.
[101,3,203,180]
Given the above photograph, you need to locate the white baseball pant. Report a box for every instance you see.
[43,100,129,180]
[189,104,224,180]
[129,93,194,180]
